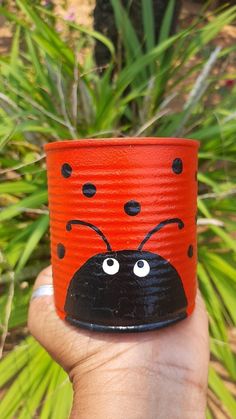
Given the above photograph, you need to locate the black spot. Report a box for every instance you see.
[137,260,144,268]
[107,259,114,266]
[188,245,193,258]
[82,183,96,198]
[195,171,198,181]
[61,163,72,178]
[124,200,141,216]
[57,243,65,259]
[172,158,183,174]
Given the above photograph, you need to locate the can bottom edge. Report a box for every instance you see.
[65,311,187,333]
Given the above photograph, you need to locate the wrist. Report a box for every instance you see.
[69,365,207,419]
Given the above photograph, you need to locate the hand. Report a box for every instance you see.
[28,266,209,419]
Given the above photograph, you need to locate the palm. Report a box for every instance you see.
[29,267,209,401]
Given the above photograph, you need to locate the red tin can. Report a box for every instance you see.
[45,137,199,333]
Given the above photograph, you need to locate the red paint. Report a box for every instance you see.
[45,137,199,324]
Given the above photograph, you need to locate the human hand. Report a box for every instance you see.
[28,266,209,419]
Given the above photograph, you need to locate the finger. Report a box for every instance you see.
[29,266,54,313]
[28,265,57,339]
[28,266,91,371]
[28,266,68,360]
[31,266,53,303]
[193,289,209,331]
[32,265,53,289]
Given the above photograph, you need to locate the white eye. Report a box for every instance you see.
[102,258,119,275]
[133,259,150,277]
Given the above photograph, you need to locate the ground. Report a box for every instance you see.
[1,1,236,53]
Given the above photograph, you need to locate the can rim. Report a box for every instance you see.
[44,137,199,151]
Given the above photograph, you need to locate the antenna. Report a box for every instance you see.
[138,218,184,251]
[66,220,112,252]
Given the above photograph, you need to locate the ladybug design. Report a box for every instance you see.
[64,218,187,332]
[45,137,199,333]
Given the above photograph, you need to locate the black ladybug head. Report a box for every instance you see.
[64,218,187,332]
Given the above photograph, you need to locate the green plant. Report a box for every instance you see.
[0,1,236,417]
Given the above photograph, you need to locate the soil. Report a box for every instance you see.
[1,1,236,54]
[93,0,182,67]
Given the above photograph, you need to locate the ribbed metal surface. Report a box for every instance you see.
[45,138,199,331]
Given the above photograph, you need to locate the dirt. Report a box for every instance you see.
[0,0,95,54]
[0,1,236,54]
[54,0,95,27]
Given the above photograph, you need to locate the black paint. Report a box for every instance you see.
[124,200,141,216]
[61,163,72,178]
[66,219,112,251]
[64,217,186,332]
[57,243,65,259]
[64,250,187,330]
[66,312,187,333]
[172,158,183,174]
[138,218,184,251]
[82,183,96,198]
[188,245,193,258]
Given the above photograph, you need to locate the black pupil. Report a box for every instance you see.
[137,260,144,268]
[107,259,114,266]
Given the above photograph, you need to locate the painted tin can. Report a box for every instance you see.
[45,137,199,333]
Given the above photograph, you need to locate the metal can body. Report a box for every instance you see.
[45,137,199,332]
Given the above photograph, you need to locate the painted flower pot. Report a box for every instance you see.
[45,137,199,333]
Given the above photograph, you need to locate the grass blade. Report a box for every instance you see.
[16,214,49,272]
[0,191,48,222]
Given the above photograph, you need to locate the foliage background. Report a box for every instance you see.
[0,1,236,418]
